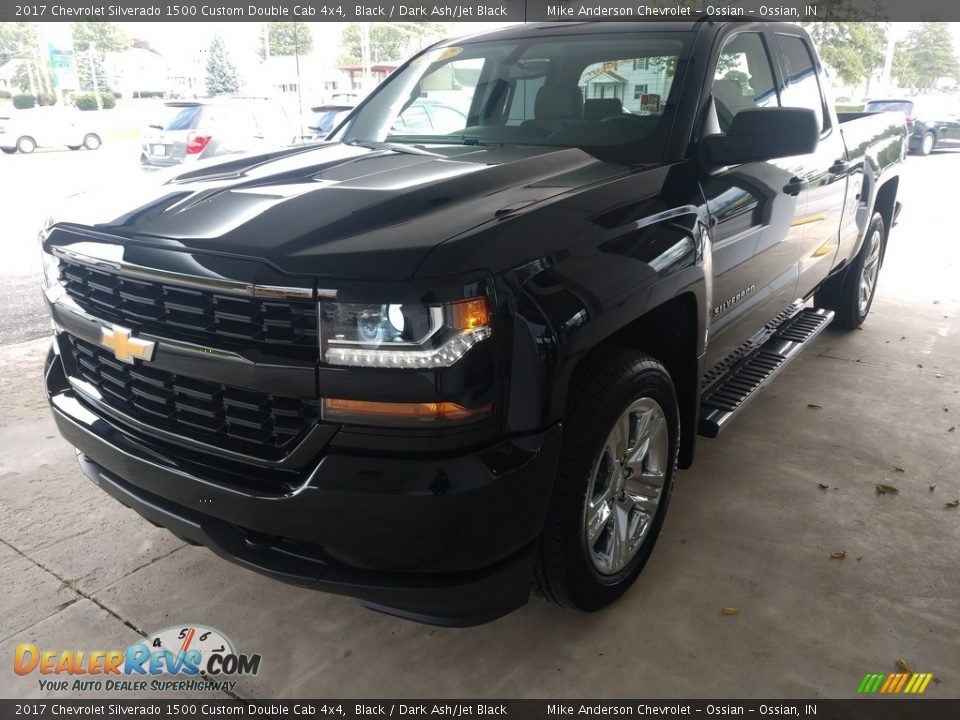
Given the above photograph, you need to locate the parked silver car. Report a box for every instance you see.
[139,98,295,168]
[0,107,102,154]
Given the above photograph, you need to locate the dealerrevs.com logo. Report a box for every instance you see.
[13,625,261,693]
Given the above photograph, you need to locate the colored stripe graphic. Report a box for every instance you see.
[858,672,933,694]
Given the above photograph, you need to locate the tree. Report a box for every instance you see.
[71,22,129,54]
[0,22,38,66]
[259,22,313,59]
[205,35,240,96]
[804,23,886,88]
[338,23,448,65]
[894,22,960,91]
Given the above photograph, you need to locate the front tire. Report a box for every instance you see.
[816,212,884,329]
[0,147,16,155]
[16,136,36,154]
[535,349,679,611]
[82,134,101,151]
[918,131,935,156]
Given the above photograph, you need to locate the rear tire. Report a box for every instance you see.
[66,145,81,151]
[918,131,935,156]
[815,212,884,329]
[82,134,101,151]
[0,147,16,155]
[534,349,679,611]
[16,136,36,154]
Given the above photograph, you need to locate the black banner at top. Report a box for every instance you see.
[3,0,960,23]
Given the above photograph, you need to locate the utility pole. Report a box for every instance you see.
[360,22,370,92]
[26,59,39,102]
[880,23,896,95]
[89,43,102,110]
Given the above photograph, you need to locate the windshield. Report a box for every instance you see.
[157,105,205,131]
[333,32,691,162]
[865,101,914,114]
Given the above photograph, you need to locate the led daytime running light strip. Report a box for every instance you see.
[326,327,491,368]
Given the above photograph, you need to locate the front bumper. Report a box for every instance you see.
[45,347,560,626]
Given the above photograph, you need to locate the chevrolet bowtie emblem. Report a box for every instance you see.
[99,325,156,364]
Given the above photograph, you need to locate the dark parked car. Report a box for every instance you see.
[139,98,295,168]
[865,96,960,155]
[301,104,355,142]
[42,22,905,625]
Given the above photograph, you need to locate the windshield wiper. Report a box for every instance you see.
[344,139,439,157]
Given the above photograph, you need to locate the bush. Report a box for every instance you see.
[0,90,11,99]
[12,94,35,109]
[73,92,116,111]
[132,90,164,99]
[37,92,56,106]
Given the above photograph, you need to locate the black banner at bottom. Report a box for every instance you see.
[1,700,958,720]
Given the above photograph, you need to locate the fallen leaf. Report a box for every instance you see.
[893,466,905,473]
[930,484,936,492]
[896,658,913,673]
[856,555,863,561]
[948,426,956,433]
[917,364,923,368]
[831,551,847,559]
[818,483,829,490]
[946,500,959,508]
[876,484,899,495]
[721,607,740,615]
[807,404,823,410]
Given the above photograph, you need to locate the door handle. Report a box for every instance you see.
[829,160,851,174]
[783,177,809,196]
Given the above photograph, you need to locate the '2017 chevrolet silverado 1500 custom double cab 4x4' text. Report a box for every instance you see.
[40,22,905,625]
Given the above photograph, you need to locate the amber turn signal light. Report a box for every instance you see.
[323,398,492,426]
[450,298,491,331]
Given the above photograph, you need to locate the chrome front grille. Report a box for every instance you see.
[59,260,318,350]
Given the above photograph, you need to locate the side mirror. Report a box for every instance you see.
[701,107,820,168]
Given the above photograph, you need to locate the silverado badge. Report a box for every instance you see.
[99,325,156,364]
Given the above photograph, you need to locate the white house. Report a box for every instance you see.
[579,58,672,113]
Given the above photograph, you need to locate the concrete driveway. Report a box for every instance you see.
[1,151,958,700]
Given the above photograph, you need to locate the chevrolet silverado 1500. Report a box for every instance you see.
[41,22,905,625]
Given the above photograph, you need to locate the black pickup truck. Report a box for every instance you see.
[41,22,905,625]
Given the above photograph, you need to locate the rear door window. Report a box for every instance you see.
[775,34,828,132]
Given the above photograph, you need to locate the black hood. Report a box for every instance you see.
[51,142,629,281]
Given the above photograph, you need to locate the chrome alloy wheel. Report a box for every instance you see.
[922,132,934,155]
[584,397,669,575]
[859,228,882,315]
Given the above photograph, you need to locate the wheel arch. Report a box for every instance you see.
[872,176,899,264]
[566,292,702,469]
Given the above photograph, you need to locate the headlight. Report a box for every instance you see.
[39,218,60,289]
[41,250,61,289]
[320,297,492,369]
